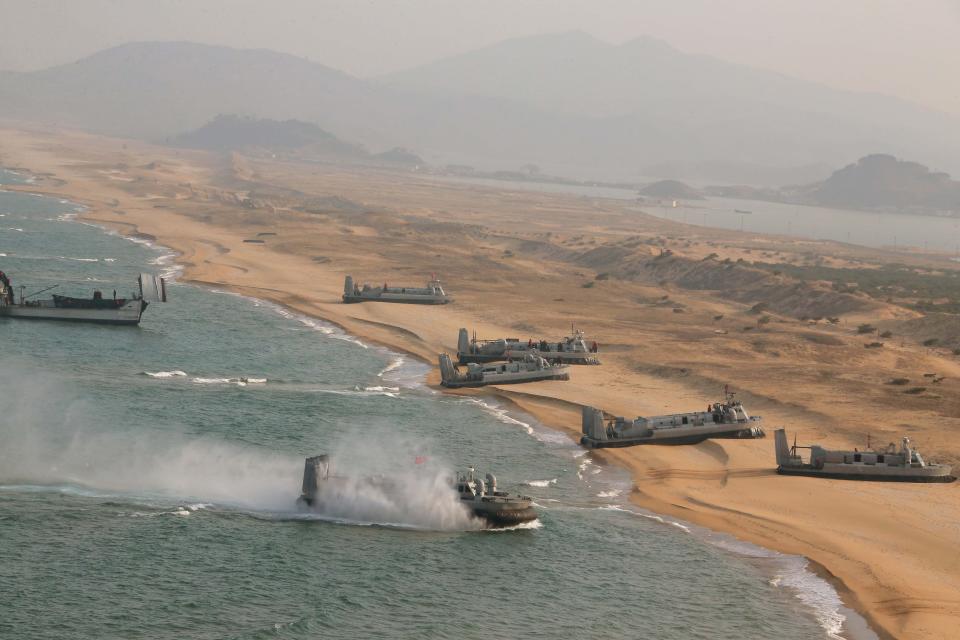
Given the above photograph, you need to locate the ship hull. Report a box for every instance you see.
[776,467,956,483]
[342,294,451,305]
[471,505,538,527]
[458,352,597,365]
[0,301,144,325]
[581,426,763,449]
[441,371,570,388]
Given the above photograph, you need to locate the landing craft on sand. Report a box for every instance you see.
[457,326,600,365]
[0,270,166,325]
[439,351,569,388]
[297,455,538,528]
[774,429,956,482]
[580,389,765,448]
[342,275,451,304]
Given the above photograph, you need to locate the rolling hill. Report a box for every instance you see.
[173,114,367,158]
[2,36,958,185]
[799,154,960,212]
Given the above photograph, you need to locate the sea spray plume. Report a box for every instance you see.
[0,362,300,510]
[301,426,481,530]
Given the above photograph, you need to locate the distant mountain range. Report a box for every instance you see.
[1,35,958,185]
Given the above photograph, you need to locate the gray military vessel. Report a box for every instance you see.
[297,455,538,528]
[0,270,166,325]
[580,390,765,448]
[457,326,600,365]
[439,351,570,388]
[774,429,956,482]
[342,275,451,304]
[455,467,537,527]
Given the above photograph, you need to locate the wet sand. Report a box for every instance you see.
[2,125,959,640]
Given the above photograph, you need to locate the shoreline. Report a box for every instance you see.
[197,276,882,640]
[0,171,877,639]
[0,166,899,640]
[71,202,882,640]
[4,131,958,639]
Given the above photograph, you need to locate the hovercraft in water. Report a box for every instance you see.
[0,271,166,325]
[297,455,537,528]
[454,466,537,527]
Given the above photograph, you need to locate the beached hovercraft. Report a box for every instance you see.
[456,326,600,365]
[580,389,765,448]
[774,429,955,482]
[342,275,451,304]
[439,351,569,388]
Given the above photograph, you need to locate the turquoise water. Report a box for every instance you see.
[0,182,855,639]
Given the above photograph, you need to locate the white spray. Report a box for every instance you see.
[305,427,480,530]
[0,364,301,510]
[0,364,477,529]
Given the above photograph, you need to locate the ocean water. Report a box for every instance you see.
[439,173,960,253]
[646,196,960,254]
[0,181,862,639]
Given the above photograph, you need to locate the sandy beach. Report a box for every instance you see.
[3,125,959,639]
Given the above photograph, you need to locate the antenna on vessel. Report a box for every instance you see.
[24,284,58,300]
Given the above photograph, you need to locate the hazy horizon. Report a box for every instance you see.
[1,0,959,116]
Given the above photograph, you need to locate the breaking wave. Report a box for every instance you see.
[192,377,267,386]
[377,355,405,377]
[482,519,543,532]
[227,294,371,349]
[148,251,182,280]
[316,386,399,398]
[360,385,399,395]
[707,536,847,639]
[526,478,557,487]
[577,457,592,479]
[599,501,852,639]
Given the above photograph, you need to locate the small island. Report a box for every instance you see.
[795,154,960,214]
[639,179,705,200]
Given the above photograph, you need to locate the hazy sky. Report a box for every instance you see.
[1,0,958,115]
